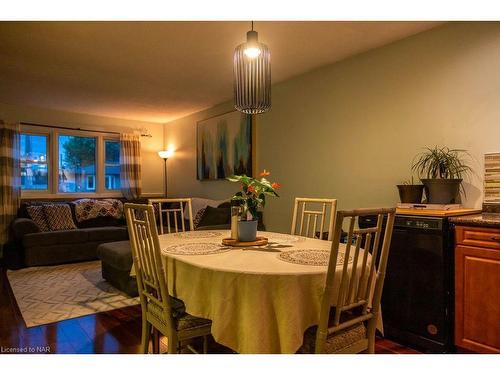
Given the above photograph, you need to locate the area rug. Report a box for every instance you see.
[7,261,139,327]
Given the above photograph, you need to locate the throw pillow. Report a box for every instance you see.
[184,197,228,221]
[192,207,206,229]
[26,205,50,232]
[43,204,77,231]
[73,198,123,222]
[196,206,231,229]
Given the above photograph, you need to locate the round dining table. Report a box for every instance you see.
[159,230,373,354]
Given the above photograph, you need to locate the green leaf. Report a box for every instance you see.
[226,175,241,182]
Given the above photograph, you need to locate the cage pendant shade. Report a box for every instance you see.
[233,31,271,114]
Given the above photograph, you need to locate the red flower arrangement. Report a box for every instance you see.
[227,170,281,220]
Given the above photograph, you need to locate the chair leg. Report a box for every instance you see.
[315,330,327,354]
[168,335,178,354]
[203,336,208,354]
[366,319,377,354]
[141,318,151,354]
[152,328,160,354]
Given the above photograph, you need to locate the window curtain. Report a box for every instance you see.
[120,133,142,200]
[0,121,21,249]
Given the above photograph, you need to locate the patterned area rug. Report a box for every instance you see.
[7,261,139,327]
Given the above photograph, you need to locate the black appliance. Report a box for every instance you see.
[381,214,454,353]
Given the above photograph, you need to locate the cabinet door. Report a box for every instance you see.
[455,245,500,353]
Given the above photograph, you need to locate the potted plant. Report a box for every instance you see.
[397,177,424,204]
[411,146,472,204]
[227,170,281,241]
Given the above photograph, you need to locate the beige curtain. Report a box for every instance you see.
[120,133,142,200]
[0,121,21,249]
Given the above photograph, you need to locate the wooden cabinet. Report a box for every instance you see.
[455,226,500,353]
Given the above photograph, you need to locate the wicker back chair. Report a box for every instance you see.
[299,207,396,354]
[148,198,194,234]
[291,197,337,240]
[124,203,211,354]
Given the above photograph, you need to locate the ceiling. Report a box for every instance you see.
[0,21,442,124]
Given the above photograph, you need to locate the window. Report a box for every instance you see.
[86,175,95,190]
[20,126,121,197]
[20,134,49,190]
[105,140,121,190]
[58,135,96,193]
[105,175,113,190]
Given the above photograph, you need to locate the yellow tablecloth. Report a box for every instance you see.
[157,230,378,354]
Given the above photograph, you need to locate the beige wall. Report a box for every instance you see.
[165,22,500,233]
[0,102,165,196]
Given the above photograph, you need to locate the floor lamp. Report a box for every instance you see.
[158,149,174,198]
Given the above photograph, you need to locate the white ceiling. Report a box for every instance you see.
[0,21,442,124]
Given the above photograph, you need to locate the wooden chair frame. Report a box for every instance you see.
[291,198,337,241]
[315,207,396,354]
[124,203,210,354]
[148,198,194,235]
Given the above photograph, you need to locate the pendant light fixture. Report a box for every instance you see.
[233,21,271,114]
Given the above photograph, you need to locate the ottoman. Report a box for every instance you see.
[97,241,138,297]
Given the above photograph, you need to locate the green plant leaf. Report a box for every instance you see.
[226,175,241,182]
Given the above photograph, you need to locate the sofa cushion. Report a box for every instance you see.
[24,243,97,267]
[81,226,128,242]
[217,201,232,209]
[26,205,50,232]
[97,241,132,271]
[43,204,77,231]
[184,197,228,220]
[196,206,231,228]
[23,229,88,248]
[298,323,366,354]
[75,216,125,228]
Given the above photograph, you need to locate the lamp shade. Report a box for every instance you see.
[233,29,271,114]
[158,149,174,159]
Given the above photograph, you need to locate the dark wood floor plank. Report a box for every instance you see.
[0,267,420,354]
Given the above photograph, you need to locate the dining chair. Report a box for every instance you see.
[298,207,396,354]
[124,203,212,354]
[290,197,337,240]
[148,198,194,235]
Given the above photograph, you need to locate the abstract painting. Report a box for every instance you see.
[197,110,253,180]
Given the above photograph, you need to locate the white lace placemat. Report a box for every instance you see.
[163,242,230,255]
[266,233,307,244]
[277,249,352,266]
[173,231,223,239]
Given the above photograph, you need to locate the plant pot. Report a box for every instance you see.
[397,185,424,204]
[421,178,462,204]
[238,220,258,242]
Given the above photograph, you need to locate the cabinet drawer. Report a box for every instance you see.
[455,226,500,250]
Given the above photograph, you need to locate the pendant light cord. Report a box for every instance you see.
[251,20,254,31]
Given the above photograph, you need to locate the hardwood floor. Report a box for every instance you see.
[0,268,419,354]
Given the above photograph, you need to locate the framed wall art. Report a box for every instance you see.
[197,110,254,180]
